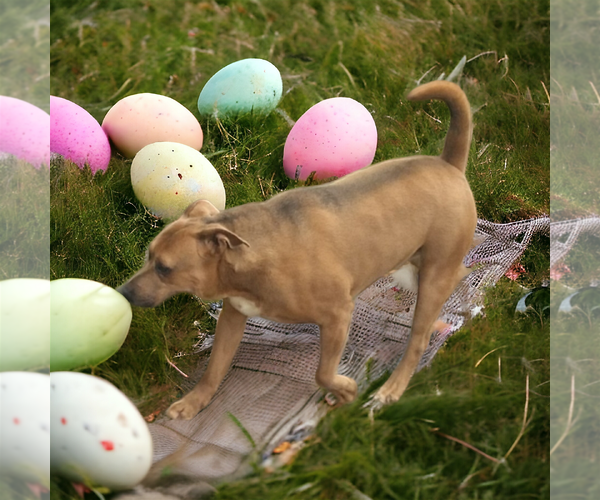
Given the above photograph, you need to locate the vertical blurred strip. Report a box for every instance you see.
[551,0,600,498]
[0,0,50,497]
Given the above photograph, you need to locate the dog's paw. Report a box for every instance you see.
[325,375,358,406]
[166,396,204,420]
[362,385,404,414]
[363,389,399,411]
[362,394,385,413]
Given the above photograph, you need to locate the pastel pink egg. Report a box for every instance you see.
[50,96,111,174]
[0,96,50,168]
[101,93,203,158]
[283,97,377,180]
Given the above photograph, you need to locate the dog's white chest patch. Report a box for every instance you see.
[390,263,419,293]
[229,296,262,318]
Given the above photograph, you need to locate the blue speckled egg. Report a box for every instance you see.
[198,58,282,118]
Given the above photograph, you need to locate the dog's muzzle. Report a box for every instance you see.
[117,282,154,308]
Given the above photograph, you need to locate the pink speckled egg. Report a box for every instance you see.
[50,96,111,174]
[283,97,377,180]
[101,93,203,158]
[0,96,50,168]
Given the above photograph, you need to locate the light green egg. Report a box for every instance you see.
[50,279,132,371]
[0,278,51,372]
[198,58,283,117]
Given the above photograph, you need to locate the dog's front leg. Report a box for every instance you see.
[316,307,358,405]
[166,298,247,420]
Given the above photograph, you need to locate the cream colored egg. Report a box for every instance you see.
[101,93,203,158]
[0,372,50,488]
[50,372,153,491]
[0,278,50,372]
[131,141,226,221]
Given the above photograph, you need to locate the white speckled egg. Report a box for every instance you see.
[131,141,225,220]
[102,93,203,158]
[50,96,111,174]
[50,371,153,491]
[50,279,132,371]
[283,97,377,180]
[0,278,50,372]
[0,96,50,168]
[0,372,50,488]
[198,58,282,118]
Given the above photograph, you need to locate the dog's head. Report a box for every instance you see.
[117,200,249,308]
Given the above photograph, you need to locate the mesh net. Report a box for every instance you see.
[550,216,600,269]
[143,216,550,487]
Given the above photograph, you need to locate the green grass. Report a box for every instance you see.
[0,0,49,112]
[550,0,600,217]
[48,0,550,498]
[550,283,600,499]
[0,158,50,279]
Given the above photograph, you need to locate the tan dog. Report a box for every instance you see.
[118,81,477,420]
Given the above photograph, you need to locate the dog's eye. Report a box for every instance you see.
[155,261,172,276]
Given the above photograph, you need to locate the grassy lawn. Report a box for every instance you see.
[48,0,549,499]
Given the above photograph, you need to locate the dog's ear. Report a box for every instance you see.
[197,225,250,255]
[183,199,220,219]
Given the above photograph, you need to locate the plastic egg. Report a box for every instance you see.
[198,58,282,118]
[102,93,203,158]
[50,279,132,371]
[50,372,153,491]
[0,96,50,168]
[0,372,50,488]
[50,96,111,174]
[0,278,50,372]
[283,97,377,180]
[131,141,226,220]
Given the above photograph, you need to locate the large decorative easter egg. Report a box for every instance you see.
[283,97,377,180]
[0,96,50,168]
[131,141,226,220]
[50,96,111,174]
[198,58,282,118]
[50,279,132,371]
[0,372,50,488]
[0,278,50,372]
[50,372,153,491]
[102,93,203,158]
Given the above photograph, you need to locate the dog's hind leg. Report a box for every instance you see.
[316,304,358,405]
[373,260,464,406]
[167,298,247,420]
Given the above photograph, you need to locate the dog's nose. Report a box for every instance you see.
[116,283,132,302]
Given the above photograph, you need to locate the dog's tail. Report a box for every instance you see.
[407,81,472,173]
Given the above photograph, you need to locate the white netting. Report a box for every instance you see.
[142,216,550,488]
[550,216,600,269]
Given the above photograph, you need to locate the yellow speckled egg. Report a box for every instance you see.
[131,142,225,221]
[102,93,203,158]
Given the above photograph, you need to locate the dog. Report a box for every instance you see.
[118,80,477,420]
